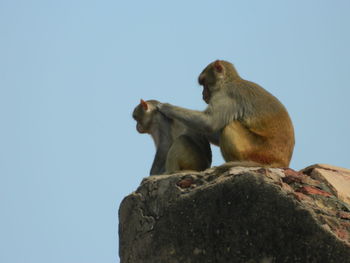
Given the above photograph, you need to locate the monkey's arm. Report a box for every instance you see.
[158,103,212,133]
[150,147,167,175]
[158,103,222,134]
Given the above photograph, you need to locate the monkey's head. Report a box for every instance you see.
[198,60,239,103]
[132,99,159,134]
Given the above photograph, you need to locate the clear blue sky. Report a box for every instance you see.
[1,1,349,262]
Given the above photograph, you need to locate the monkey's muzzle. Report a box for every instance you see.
[202,86,210,104]
[136,123,146,134]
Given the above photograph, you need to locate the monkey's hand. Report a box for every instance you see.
[157,103,177,117]
[157,102,176,112]
[155,102,164,111]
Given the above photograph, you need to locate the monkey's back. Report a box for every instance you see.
[221,79,295,167]
[171,119,212,165]
[154,113,212,173]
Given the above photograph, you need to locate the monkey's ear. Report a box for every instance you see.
[140,99,148,110]
[214,60,224,73]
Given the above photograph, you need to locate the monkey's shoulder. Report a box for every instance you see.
[232,79,286,110]
[232,79,271,97]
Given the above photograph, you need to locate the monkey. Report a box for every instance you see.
[132,99,212,175]
[157,60,295,168]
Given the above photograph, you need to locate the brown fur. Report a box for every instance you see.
[158,60,295,168]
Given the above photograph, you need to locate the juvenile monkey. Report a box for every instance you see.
[158,60,295,168]
[132,99,212,175]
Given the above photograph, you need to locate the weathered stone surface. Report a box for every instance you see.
[119,164,350,263]
[302,164,350,205]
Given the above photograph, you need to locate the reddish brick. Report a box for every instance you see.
[335,228,349,241]
[282,175,303,184]
[177,178,194,188]
[296,186,332,197]
[292,192,312,202]
[338,211,350,220]
[283,168,303,177]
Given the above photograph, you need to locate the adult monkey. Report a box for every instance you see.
[133,99,212,175]
[157,60,295,167]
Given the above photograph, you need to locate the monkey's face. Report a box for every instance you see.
[198,69,216,104]
[135,119,147,134]
[198,60,227,104]
[132,100,157,134]
[133,107,149,134]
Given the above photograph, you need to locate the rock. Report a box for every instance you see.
[119,164,350,263]
[301,164,350,205]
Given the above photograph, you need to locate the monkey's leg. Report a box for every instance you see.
[166,135,210,173]
[221,121,286,167]
[220,121,261,162]
[164,145,181,174]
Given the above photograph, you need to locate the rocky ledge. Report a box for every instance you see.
[119,164,350,263]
